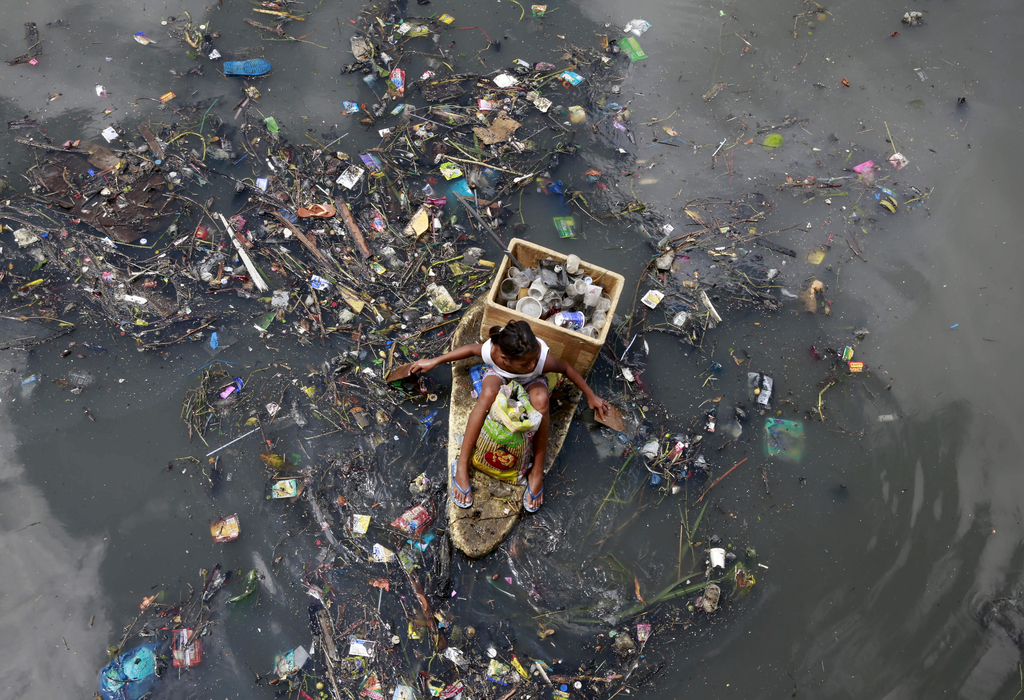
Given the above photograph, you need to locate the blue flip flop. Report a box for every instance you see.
[523,485,543,513]
[223,59,272,77]
[450,460,473,509]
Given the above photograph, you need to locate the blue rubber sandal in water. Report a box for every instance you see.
[450,460,473,509]
[523,485,543,513]
[223,59,272,77]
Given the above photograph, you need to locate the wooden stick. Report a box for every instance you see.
[697,457,747,503]
[137,123,164,160]
[846,237,867,262]
[336,200,371,259]
[253,8,305,20]
[271,212,335,271]
[219,213,269,291]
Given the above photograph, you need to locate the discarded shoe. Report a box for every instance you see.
[297,203,336,219]
[223,59,272,77]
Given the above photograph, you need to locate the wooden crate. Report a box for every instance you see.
[480,238,625,377]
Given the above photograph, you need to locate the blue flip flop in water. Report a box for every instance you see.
[523,485,543,513]
[450,460,472,509]
[224,59,272,76]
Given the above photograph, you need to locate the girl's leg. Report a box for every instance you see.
[525,382,550,510]
[455,374,503,506]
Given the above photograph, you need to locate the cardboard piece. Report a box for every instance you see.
[595,403,626,433]
[386,362,416,382]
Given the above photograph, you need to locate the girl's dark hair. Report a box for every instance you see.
[488,320,539,358]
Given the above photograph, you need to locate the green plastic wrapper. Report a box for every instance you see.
[619,36,648,61]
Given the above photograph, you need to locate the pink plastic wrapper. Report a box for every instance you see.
[389,68,405,96]
[852,160,875,175]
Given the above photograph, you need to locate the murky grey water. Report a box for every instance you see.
[2,0,1023,697]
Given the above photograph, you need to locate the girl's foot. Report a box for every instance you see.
[450,460,473,508]
[524,472,544,512]
[523,484,544,513]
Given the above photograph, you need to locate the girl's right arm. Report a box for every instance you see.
[409,343,483,374]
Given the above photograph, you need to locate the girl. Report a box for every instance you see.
[410,320,609,512]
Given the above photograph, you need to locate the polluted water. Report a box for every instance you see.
[0,0,1021,699]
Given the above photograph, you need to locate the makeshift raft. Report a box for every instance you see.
[447,240,624,558]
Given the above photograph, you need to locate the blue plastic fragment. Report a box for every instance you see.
[210,331,219,349]
[223,58,272,76]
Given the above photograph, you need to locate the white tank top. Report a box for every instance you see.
[481,338,549,383]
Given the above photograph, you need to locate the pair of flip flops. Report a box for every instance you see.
[296,203,336,219]
[449,460,544,512]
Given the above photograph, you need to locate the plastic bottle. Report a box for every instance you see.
[68,369,95,388]
[426,283,459,314]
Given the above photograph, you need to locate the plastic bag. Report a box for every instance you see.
[472,381,542,481]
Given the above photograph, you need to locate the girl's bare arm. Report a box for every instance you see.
[409,343,483,374]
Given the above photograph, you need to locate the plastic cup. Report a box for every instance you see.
[565,254,581,275]
[515,296,543,318]
[528,278,549,300]
[499,278,518,301]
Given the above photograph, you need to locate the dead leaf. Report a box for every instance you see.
[634,576,646,604]
[472,112,521,145]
